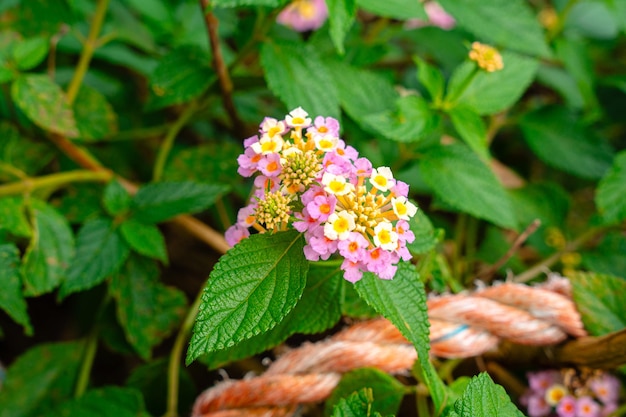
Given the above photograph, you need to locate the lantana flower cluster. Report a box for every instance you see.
[225,107,418,282]
[521,369,621,417]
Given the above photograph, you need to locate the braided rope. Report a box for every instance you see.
[192,277,585,417]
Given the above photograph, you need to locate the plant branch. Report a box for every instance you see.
[200,0,243,134]
[0,170,112,197]
[75,325,100,398]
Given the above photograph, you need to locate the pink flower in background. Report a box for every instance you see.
[277,0,328,32]
[576,396,601,417]
[556,395,576,417]
[405,2,455,30]
[589,373,621,405]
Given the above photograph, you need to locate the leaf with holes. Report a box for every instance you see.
[187,231,308,364]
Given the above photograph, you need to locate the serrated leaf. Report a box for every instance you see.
[147,45,212,110]
[0,196,31,237]
[11,74,79,137]
[448,106,488,160]
[331,388,381,417]
[131,181,227,224]
[363,95,438,143]
[449,51,539,115]
[120,220,168,263]
[59,218,130,299]
[407,206,438,255]
[419,144,517,229]
[357,0,426,20]
[260,39,340,120]
[437,0,551,58]
[570,271,626,336]
[202,262,342,369]
[21,199,74,297]
[342,280,379,319]
[325,368,405,417]
[73,85,118,141]
[55,183,105,224]
[520,106,614,180]
[187,231,308,364]
[50,386,148,417]
[0,341,83,417]
[327,0,356,54]
[0,243,31,335]
[452,373,524,417]
[109,256,186,360]
[103,179,132,216]
[354,262,447,413]
[416,57,445,102]
[12,36,49,71]
[582,232,626,278]
[596,150,626,224]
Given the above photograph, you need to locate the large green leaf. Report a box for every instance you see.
[120,219,168,263]
[211,0,283,7]
[448,52,539,115]
[12,36,49,71]
[73,85,118,141]
[331,388,381,417]
[570,271,626,336]
[0,243,31,335]
[363,95,438,143]
[21,199,75,296]
[59,218,130,299]
[109,255,186,360]
[356,0,426,20]
[0,341,83,417]
[11,74,79,137]
[50,386,149,417]
[0,196,31,237]
[596,150,626,224]
[437,0,551,58]
[520,106,614,180]
[0,122,54,180]
[355,262,447,413]
[187,231,308,364]
[147,45,212,110]
[201,262,343,369]
[582,232,626,278]
[325,368,405,417]
[131,181,227,224]
[448,105,488,160]
[327,0,356,54]
[419,143,518,229]
[451,373,524,417]
[261,39,340,120]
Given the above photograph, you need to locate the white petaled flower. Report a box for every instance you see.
[314,134,339,152]
[285,107,311,128]
[369,167,395,192]
[391,196,418,220]
[251,134,285,155]
[324,211,356,240]
[322,172,354,196]
[373,221,398,250]
[260,118,286,138]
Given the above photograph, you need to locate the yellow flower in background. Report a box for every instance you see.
[469,42,504,72]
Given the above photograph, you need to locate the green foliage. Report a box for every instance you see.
[49,386,150,417]
[0,243,31,334]
[596,150,626,224]
[450,373,524,417]
[331,388,383,417]
[73,85,118,141]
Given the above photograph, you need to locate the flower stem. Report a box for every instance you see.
[0,170,112,197]
[74,324,100,398]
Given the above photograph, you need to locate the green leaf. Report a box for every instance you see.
[419,144,517,229]
[357,0,426,20]
[73,85,118,141]
[109,256,186,360]
[325,368,405,417]
[536,65,585,109]
[131,181,227,224]
[211,0,282,7]
[21,199,74,297]
[354,262,447,413]
[416,57,445,102]
[59,218,130,299]
[0,243,31,335]
[11,74,79,137]
[570,271,626,336]
[327,0,356,54]
[520,106,614,180]
[164,143,241,185]
[363,95,438,143]
[449,51,539,115]
[342,280,378,319]
[331,388,381,417]
[566,1,619,40]
[187,231,308,364]
[596,150,626,224]
[0,196,31,237]
[50,386,149,417]
[448,106,488,160]
[120,220,168,263]
[103,179,132,216]
[12,36,49,71]
[202,262,342,369]
[147,45,212,110]
[260,39,340,120]
[452,372,524,417]
[582,232,626,278]
[0,341,83,417]
[0,121,54,180]
[437,0,551,58]
[407,206,439,255]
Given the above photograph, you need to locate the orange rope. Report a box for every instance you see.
[192,276,585,417]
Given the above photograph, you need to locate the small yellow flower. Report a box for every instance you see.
[545,227,566,249]
[468,42,504,72]
[561,252,581,267]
